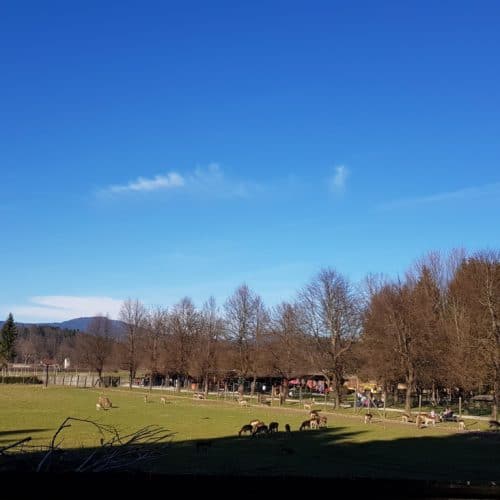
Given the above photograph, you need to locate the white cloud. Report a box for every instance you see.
[187,163,263,198]
[379,182,500,210]
[106,172,185,194]
[6,295,123,323]
[329,165,349,194]
[99,164,263,199]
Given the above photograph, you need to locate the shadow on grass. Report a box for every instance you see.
[0,429,51,437]
[1,425,499,498]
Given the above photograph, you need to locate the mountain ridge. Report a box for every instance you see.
[0,316,125,334]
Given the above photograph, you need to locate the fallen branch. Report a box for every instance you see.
[0,437,32,454]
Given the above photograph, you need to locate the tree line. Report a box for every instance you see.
[3,248,499,418]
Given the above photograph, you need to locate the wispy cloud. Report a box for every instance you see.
[5,295,123,322]
[328,165,349,194]
[379,182,500,210]
[98,164,263,199]
[107,172,185,194]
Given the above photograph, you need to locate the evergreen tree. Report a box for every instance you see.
[1,313,18,363]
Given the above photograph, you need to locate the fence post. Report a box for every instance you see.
[418,394,422,415]
[459,396,462,418]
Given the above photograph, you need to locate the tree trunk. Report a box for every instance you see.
[405,370,414,413]
[250,377,256,397]
[204,374,209,397]
[331,372,341,409]
[280,379,289,405]
[493,375,499,421]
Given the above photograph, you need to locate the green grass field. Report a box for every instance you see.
[0,385,498,480]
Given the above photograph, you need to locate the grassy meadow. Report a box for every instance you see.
[0,385,498,480]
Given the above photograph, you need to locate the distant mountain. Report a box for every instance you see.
[1,316,126,337]
[54,316,126,334]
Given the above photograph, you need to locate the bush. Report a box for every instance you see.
[0,376,43,384]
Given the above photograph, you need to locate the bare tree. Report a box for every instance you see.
[145,306,169,391]
[168,297,199,393]
[268,301,308,404]
[119,299,147,389]
[191,297,223,396]
[77,315,113,385]
[449,251,500,419]
[224,284,267,396]
[299,268,361,408]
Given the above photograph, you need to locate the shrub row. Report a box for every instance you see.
[0,376,43,384]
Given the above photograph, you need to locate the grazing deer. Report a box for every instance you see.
[458,420,466,431]
[96,403,102,410]
[364,413,373,424]
[319,416,328,428]
[309,410,320,419]
[143,395,149,403]
[422,414,437,427]
[303,399,316,411]
[160,397,167,404]
[250,419,264,430]
[401,413,411,423]
[193,393,205,400]
[268,422,279,433]
[239,399,249,407]
[416,415,424,428]
[310,418,319,429]
[98,396,112,410]
[299,419,312,431]
[489,420,500,430]
[238,424,254,436]
[252,424,269,437]
[285,423,291,433]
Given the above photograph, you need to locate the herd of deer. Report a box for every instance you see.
[96,394,170,410]
[95,393,500,435]
[238,419,288,437]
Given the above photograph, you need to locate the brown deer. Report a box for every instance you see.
[458,420,466,431]
[238,424,253,436]
[250,419,264,430]
[489,420,500,430]
[364,413,373,424]
[303,398,316,411]
[268,422,279,433]
[299,419,312,431]
[160,396,167,404]
[416,415,424,428]
[252,424,269,437]
[97,396,112,410]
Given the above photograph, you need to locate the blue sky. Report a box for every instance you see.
[1,1,499,322]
